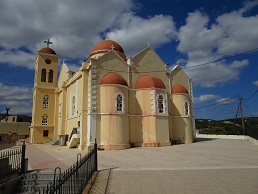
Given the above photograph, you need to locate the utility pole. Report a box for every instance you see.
[233,95,245,135]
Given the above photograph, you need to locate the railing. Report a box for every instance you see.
[42,141,98,194]
[0,142,26,182]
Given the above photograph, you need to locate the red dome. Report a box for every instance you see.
[135,76,166,89]
[89,40,126,59]
[39,47,56,55]
[100,72,128,86]
[172,84,188,94]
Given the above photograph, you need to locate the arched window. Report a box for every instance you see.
[48,69,53,83]
[158,95,164,113]
[42,114,48,125]
[72,96,76,115]
[116,94,123,112]
[41,69,46,82]
[184,101,190,116]
[43,95,49,108]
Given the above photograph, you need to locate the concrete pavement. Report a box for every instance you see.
[89,138,258,194]
[1,138,258,193]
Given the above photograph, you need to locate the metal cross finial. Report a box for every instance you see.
[44,39,52,48]
[110,44,115,50]
[147,42,150,47]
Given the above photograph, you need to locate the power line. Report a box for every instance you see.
[243,89,258,100]
[242,100,253,117]
[93,47,258,74]
[182,47,258,69]
[194,96,237,110]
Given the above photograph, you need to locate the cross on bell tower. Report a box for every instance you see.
[110,44,115,50]
[44,39,52,48]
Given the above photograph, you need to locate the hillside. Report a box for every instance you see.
[196,117,258,140]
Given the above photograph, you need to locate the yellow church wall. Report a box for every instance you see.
[156,116,171,146]
[99,85,128,113]
[169,116,174,141]
[65,118,78,137]
[171,94,192,116]
[141,116,157,146]
[54,92,59,140]
[170,68,189,92]
[129,116,143,144]
[30,126,54,144]
[172,117,193,144]
[35,53,58,88]
[98,84,129,150]
[130,48,170,92]
[32,88,56,125]
[134,90,152,115]
[171,94,194,144]
[99,114,129,150]
[95,51,129,86]
[57,64,69,88]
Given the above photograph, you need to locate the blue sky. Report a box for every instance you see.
[0,0,257,120]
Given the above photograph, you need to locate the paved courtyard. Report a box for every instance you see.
[1,138,258,193]
[89,138,258,194]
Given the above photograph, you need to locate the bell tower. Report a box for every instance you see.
[30,39,59,143]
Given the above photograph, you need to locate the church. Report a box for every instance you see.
[30,39,196,150]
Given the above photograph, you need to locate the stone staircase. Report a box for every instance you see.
[47,139,60,146]
[20,170,57,193]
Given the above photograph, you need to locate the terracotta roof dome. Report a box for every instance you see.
[100,72,128,86]
[89,40,126,59]
[135,76,166,89]
[172,84,189,94]
[39,47,57,55]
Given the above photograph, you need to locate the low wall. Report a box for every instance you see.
[196,133,258,146]
[0,122,30,135]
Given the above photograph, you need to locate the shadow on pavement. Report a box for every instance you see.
[196,138,216,142]
[85,168,117,194]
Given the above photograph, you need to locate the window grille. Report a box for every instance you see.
[116,94,123,111]
[158,95,164,113]
[42,114,48,125]
[43,95,49,108]
[184,101,190,116]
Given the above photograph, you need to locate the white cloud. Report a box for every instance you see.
[0,0,178,68]
[177,1,258,87]
[0,82,32,115]
[231,60,249,68]
[0,0,134,60]
[0,50,35,69]
[252,80,258,86]
[106,13,177,56]
[194,94,220,103]
[216,98,236,105]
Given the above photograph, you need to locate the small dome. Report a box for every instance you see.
[172,84,188,94]
[135,76,166,89]
[39,47,57,55]
[89,40,126,59]
[100,72,128,86]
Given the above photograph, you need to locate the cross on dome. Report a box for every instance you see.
[147,42,151,47]
[110,44,115,50]
[44,39,52,48]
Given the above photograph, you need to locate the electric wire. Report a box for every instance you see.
[93,47,258,73]
[182,47,258,69]
[243,100,253,117]
[194,96,238,110]
[243,89,258,100]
